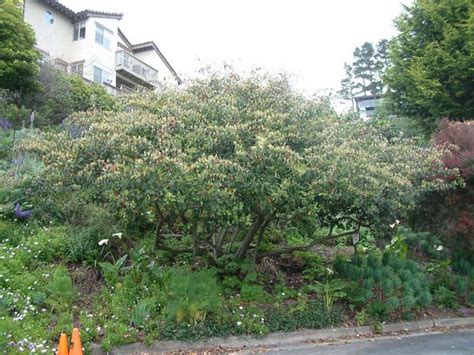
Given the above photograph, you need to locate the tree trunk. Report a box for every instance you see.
[191,224,200,257]
[153,220,164,251]
[253,218,271,264]
[235,215,264,260]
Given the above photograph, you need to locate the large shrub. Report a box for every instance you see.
[24,71,453,263]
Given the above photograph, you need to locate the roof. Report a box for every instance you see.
[118,28,133,48]
[37,1,182,85]
[354,94,383,102]
[129,40,183,85]
[40,0,123,22]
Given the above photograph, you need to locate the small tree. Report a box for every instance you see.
[0,0,40,96]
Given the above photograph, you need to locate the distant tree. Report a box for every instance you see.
[338,63,357,110]
[385,0,474,134]
[375,39,389,69]
[0,0,40,96]
[374,39,389,93]
[352,42,380,96]
[340,41,388,102]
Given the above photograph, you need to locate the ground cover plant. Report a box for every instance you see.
[0,70,471,353]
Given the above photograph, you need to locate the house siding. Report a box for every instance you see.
[134,51,172,83]
[80,17,120,86]
[24,0,75,61]
[23,0,180,89]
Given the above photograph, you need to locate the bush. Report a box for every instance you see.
[21,62,119,126]
[47,267,74,311]
[66,204,124,265]
[334,252,432,320]
[264,301,341,332]
[398,227,448,260]
[163,269,222,324]
[1,62,119,129]
[427,258,473,305]
[433,286,458,309]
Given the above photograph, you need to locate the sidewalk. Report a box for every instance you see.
[266,328,474,355]
[91,316,474,354]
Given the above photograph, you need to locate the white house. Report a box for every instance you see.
[354,95,382,118]
[23,0,182,94]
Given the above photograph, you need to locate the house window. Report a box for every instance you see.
[71,61,84,76]
[93,66,112,85]
[95,24,111,49]
[44,11,54,24]
[73,22,86,41]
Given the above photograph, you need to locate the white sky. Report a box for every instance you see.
[60,0,412,97]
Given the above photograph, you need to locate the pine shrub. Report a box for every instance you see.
[334,252,432,320]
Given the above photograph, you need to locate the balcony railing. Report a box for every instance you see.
[115,50,158,86]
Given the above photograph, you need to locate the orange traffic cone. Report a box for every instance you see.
[57,333,69,355]
[69,327,83,355]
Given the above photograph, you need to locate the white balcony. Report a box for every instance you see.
[115,50,158,88]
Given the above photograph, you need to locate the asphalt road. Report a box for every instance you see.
[265,329,474,355]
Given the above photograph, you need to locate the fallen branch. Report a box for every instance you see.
[257,229,357,260]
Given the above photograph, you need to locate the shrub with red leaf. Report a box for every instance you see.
[434,118,474,181]
[411,119,474,251]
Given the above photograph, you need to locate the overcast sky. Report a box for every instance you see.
[61,0,412,96]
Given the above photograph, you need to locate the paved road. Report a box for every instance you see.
[265,329,474,355]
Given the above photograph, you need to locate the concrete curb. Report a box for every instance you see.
[91,316,474,354]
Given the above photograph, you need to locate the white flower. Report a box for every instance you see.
[236,321,242,326]
[436,245,443,251]
[390,220,401,228]
[98,239,109,246]
[112,232,123,239]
